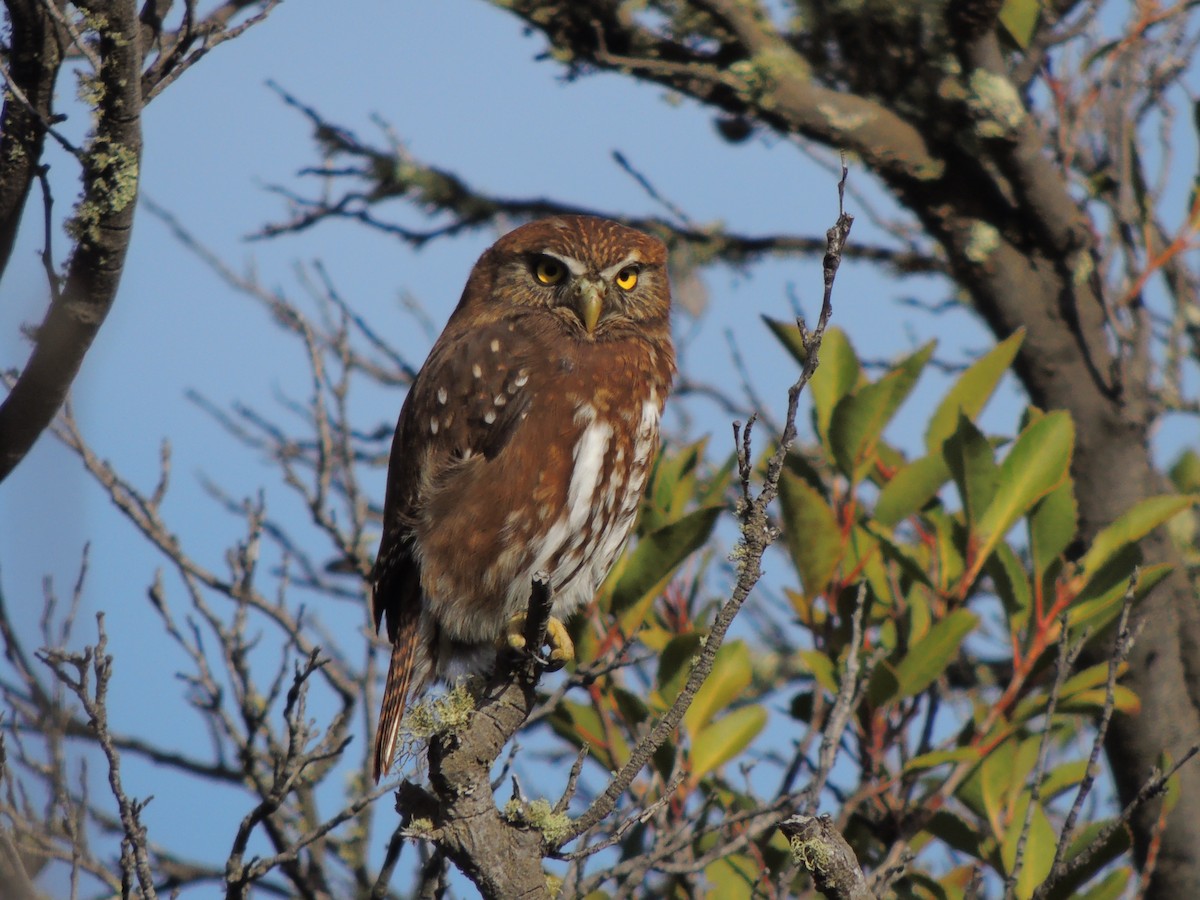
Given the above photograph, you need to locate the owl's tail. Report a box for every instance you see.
[373,610,420,783]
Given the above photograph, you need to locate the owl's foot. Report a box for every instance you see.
[505,613,574,672]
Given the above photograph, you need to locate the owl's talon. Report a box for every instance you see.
[543,617,574,671]
[505,613,574,671]
[506,617,528,654]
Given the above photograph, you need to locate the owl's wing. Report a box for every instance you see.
[370,317,537,779]
[372,319,536,627]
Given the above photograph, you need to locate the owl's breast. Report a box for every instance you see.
[416,329,669,647]
[528,388,661,620]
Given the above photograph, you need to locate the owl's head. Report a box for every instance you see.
[458,216,671,340]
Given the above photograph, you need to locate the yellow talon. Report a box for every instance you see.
[506,614,528,653]
[545,617,575,669]
[505,614,575,671]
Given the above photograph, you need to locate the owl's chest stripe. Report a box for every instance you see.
[542,395,660,592]
[567,409,614,531]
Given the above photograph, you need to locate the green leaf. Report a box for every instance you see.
[929,507,967,589]
[943,414,999,529]
[958,738,1012,825]
[893,609,979,701]
[875,452,952,528]
[549,701,628,771]
[998,0,1041,49]
[703,852,757,900]
[1078,494,1196,583]
[697,452,737,510]
[610,505,722,615]
[1069,558,1170,634]
[798,649,838,694]
[611,686,651,729]
[1169,449,1200,492]
[829,342,934,480]
[846,525,891,607]
[778,471,842,597]
[685,640,753,733]
[1000,793,1056,895]
[1059,685,1140,716]
[1028,475,1078,577]
[1059,663,1120,698]
[644,438,707,532]
[975,412,1074,566]
[904,746,980,773]
[656,632,705,706]
[763,315,809,367]
[924,810,985,859]
[906,585,933,645]
[986,540,1033,628]
[870,525,935,589]
[1044,819,1130,900]
[866,660,901,707]
[926,329,1025,453]
[908,872,952,900]
[1013,660,1143,723]
[1074,870,1131,900]
[1040,759,1087,800]
[798,325,861,442]
[690,705,767,778]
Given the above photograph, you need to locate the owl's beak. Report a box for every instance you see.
[576,281,603,334]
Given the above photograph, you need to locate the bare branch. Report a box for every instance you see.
[37,614,158,898]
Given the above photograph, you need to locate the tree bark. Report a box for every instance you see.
[0,0,144,482]
[0,1,63,282]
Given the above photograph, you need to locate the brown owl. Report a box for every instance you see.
[371,215,675,780]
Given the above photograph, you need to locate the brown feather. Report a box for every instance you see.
[373,597,419,781]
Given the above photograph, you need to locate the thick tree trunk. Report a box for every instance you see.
[899,165,1200,895]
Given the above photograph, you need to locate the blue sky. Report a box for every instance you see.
[3,1,1192,893]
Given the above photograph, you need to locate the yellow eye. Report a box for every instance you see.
[615,267,639,291]
[534,258,565,285]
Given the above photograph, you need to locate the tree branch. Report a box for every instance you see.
[780,814,872,900]
[0,0,143,482]
[0,1,64,283]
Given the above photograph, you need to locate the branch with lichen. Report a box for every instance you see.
[780,814,872,900]
[393,574,566,899]
[0,0,144,483]
[255,81,935,277]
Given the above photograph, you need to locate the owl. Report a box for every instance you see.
[371,215,675,780]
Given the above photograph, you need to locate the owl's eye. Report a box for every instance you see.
[533,257,566,286]
[615,267,639,291]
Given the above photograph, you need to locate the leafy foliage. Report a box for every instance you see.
[547,323,1192,898]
